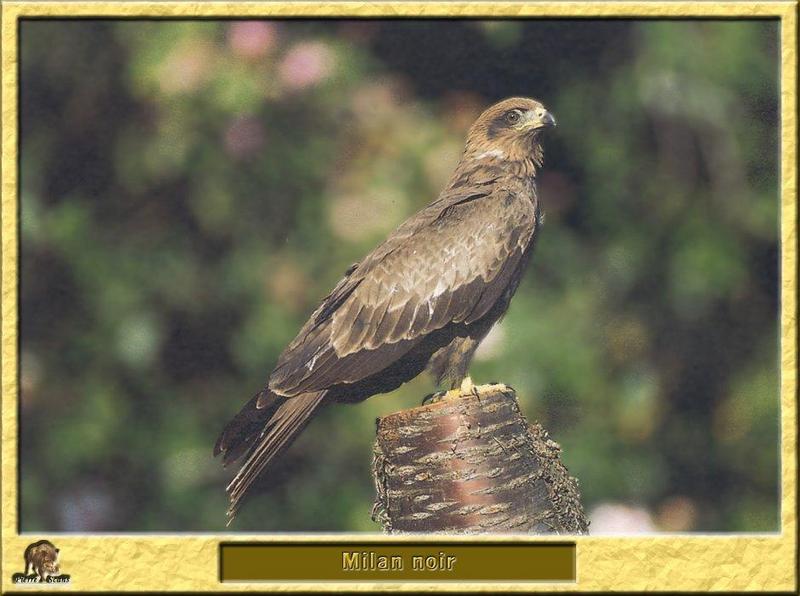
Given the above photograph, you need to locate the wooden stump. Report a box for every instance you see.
[371,384,589,534]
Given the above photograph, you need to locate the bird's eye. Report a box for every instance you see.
[505,111,521,125]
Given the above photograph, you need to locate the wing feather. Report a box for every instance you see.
[365,295,393,350]
[428,284,455,329]
[268,186,537,397]
[388,299,419,343]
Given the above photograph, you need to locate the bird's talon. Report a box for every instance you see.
[422,391,446,405]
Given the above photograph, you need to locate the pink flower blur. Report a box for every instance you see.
[227,21,279,60]
[279,42,335,90]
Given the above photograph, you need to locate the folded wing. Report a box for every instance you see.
[268,187,537,398]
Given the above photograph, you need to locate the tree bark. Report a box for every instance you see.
[371,384,589,534]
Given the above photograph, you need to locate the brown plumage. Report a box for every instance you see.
[214,97,556,520]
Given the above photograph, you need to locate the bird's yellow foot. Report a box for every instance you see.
[421,388,462,405]
[460,376,476,395]
[421,377,505,405]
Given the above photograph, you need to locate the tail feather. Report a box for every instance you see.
[214,390,282,466]
[216,389,326,522]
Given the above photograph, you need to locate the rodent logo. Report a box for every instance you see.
[11,540,71,585]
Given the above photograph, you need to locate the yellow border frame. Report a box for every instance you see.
[1,2,796,592]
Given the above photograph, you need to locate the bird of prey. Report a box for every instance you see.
[214,97,556,520]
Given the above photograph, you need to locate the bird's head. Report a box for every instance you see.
[464,97,555,168]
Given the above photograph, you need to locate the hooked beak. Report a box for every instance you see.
[540,111,556,128]
[526,109,556,130]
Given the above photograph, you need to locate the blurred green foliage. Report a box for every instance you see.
[19,19,779,532]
